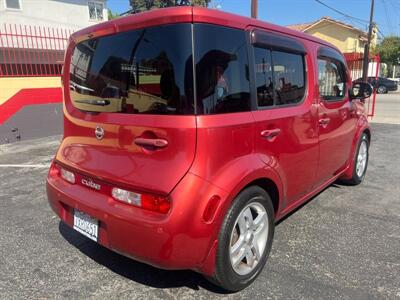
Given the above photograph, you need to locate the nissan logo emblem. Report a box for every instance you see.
[95,126,104,140]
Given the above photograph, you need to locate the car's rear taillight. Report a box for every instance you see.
[49,162,169,214]
[48,161,59,177]
[60,168,76,184]
[111,188,141,206]
[49,162,76,184]
[111,187,170,214]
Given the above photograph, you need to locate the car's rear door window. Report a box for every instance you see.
[254,48,274,107]
[69,24,194,115]
[254,47,306,107]
[272,51,305,105]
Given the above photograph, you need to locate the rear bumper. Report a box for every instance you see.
[46,170,227,274]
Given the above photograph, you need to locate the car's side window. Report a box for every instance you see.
[254,47,305,108]
[272,51,305,106]
[194,24,251,115]
[318,57,346,101]
[254,47,274,107]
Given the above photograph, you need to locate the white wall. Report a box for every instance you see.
[0,0,108,32]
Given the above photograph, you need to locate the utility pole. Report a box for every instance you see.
[251,0,258,18]
[362,0,375,81]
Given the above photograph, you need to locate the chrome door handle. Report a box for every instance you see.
[260,128,281,140]
[134,137,168,148]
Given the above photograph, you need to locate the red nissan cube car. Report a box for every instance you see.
[47,7,373,291]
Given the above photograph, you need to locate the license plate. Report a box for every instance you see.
[73,210,99,242]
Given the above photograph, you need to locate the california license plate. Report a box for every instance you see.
[73,210,99,242]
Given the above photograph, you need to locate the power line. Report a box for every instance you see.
[314,0,393,39]
[314,0,369,24]
[386,0,400,35]
[376,26,386,38]
[381,0,395,34]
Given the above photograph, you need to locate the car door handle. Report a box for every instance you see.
[319,118,330,126]
[134,137,168,148]
[260,128,281,140]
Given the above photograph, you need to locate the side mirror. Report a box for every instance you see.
[350,82,373,100]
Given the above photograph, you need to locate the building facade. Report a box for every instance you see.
[0,0,108,31]
[287,17,377,54]
[0,0,109,143]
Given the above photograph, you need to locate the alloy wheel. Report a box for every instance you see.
[377,86,387,94]
[356,140,368,177]
[229,202,269,276]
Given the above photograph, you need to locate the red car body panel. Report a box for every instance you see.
[46,6,370,276]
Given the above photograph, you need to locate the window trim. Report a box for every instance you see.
[318,47,346,66]
[4,0,22,10]
[317,55,347,103]
[69,23,195,116]
[251,43,308,111]
[88,1,104,21]
[251,30,307,54]
[193,23,252,115]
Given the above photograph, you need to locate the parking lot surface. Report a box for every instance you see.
[0,123,399,299]
[370,90,400,124]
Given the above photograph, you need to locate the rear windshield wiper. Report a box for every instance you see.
[74,99,111,106]
[70,81,94,92]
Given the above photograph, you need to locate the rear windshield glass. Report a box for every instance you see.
[69,24,194,115]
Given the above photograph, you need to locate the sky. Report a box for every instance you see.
[107,0,400,39]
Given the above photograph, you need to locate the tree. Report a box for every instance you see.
[130,0,211,13]
[108,9,119,20]
[375,36,400,65]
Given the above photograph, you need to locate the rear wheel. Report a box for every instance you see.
[377,85,387,94]
[208,186,274,291]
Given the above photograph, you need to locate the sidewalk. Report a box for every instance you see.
[369,89,400,125]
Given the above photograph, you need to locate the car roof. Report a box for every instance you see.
[71,6,341,54]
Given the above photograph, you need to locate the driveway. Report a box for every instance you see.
[0,124,399,299]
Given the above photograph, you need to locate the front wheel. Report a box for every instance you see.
[208,186,275,292]
[342,133,369,185]
[377,85,387,94]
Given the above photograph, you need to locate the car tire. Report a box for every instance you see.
[377,85,387,94]
[341,133,369,185]
[208,186,275,292]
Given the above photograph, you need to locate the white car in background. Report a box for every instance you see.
[387,77,400,86]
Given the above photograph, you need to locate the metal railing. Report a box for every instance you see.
[0,24,73,77]
[346,53,380,118]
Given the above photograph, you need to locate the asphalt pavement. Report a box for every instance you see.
[370,88,400,124]
[0,124,399,299]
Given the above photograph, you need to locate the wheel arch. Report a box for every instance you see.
[363,127,371,143]
[218,162,285,221]
[341,117,371,180]
[241,178,280,216]
[198,166,284,276]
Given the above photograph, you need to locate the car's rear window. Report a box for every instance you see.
[69,24,194,115]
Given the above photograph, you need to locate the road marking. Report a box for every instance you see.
[0,164,49,168]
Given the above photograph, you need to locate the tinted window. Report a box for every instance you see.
[254,47,274,107]
[69,24,194,115]
[194,24,250,114]
[254,47,305,107]
[272,51,305,105]
[318,58,346,101]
